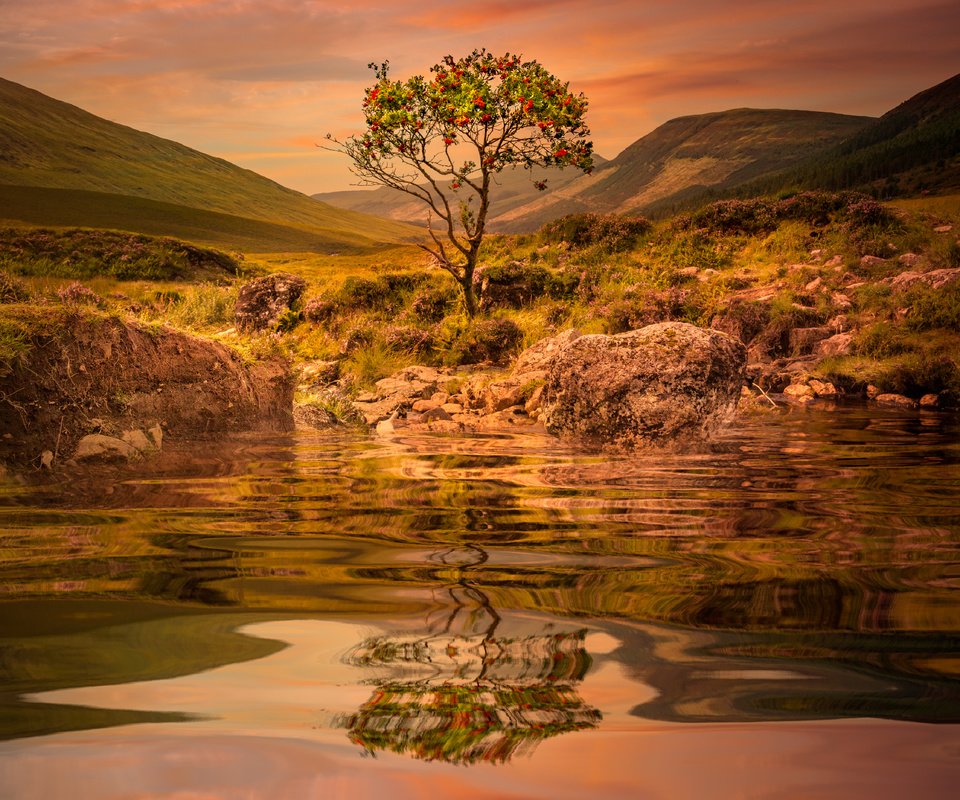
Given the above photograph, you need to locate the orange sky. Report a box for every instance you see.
[2,0,958,194]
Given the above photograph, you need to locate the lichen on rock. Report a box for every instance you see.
[540,322,746,450]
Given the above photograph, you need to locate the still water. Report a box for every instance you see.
[1,406,959,798]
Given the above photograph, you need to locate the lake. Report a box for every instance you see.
[1,405,959,798]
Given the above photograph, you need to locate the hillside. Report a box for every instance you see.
[313,158,608,229]
[746,72,960,198]
[0,77,419,251]
[490,109,873,232]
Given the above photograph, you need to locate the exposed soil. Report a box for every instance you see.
[0,306,292,467]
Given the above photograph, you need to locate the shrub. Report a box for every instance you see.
[0,270,30,303]
[303,296,338,323]
[57,282,104,307]
[539,213,651,251]
[447,318,524,365]
[337,276,390,310]
[710,299,771,345]
[903,282,960,332]
[410,285,457,322]
[0,227,238,281]
[384,324,436,354]
[689,198,778,235]
[337,272,429,313]
[478,261,550,310]
[339,326,374,355]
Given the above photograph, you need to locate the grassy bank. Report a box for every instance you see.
[3,191,959,404]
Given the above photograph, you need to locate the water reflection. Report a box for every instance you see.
[0,407,958,751]
[341,545,600,764]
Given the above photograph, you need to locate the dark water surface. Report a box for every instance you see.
[1,406,959,798]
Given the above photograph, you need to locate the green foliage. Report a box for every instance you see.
[0,317,31,374]
[478,261,550,310]
[0,270,30,303]
[136,283,238,331]
[539,214,651,251]
[297,388,367,430]
[446,317,524,365]
[343,340,409,388]
[903,282,960,331]
[0,227,239,282]
[410,285,457,322]
[337,272,430,313]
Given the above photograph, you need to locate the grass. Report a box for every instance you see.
[0,185,414,255]
[0,226,240,282]
[4,195,959,406]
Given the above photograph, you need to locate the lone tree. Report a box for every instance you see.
[330,49,593,316]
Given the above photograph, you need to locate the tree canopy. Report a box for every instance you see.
[330,49,594,315]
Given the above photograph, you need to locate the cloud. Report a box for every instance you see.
[1,0,958,192]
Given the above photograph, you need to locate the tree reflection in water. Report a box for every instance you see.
[339,545,601,764]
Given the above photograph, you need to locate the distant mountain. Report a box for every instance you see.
[745,72,960,198]
[312,157,609,229]
[490,108,874,232]
[0,78,419,251]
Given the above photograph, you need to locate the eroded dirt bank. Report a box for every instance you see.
[0,306,292,468]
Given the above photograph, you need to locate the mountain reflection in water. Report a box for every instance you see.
[0,406,959,796]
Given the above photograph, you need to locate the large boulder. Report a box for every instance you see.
[234,272,306,332]
[541,322,746,449]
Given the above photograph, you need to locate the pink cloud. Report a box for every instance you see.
[1,0,957,192]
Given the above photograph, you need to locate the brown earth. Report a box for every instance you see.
[0,306,292,468]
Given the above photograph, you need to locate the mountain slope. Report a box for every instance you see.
[491,109,873,232]
[748,72,960,197]
[312,158,609,228]
[0,77,419,250]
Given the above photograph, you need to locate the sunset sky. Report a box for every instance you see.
[2,0,958,194]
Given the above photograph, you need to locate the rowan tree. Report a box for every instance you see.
[329,49,594,316]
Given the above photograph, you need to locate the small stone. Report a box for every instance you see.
[874,393,917,408]
[866,384,881,399]
[804,276,823,292]
[920,394,940,408]
[524,385,544,416]
[420,406,452,422]
[830,292,852,310]
[934,225,953,233]
[783,383,815,402]
[122,429,154,453]
[74,434,139,461]
[412,398,440,413]
[430,392,450,405]
[814,332,854,358]
[808,379,837,397]
[824,255,844,267]
[860,255,887,268]
[898,253,922,267]
[40,450,54,469]
[441,402,464,414]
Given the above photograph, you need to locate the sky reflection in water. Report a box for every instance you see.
[0,406,959,796]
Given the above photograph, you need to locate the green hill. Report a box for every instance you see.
[491,109,873,231]
[747,72,960,198]
[0,77,420,251]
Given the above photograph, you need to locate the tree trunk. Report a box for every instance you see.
[460,254,478,317]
